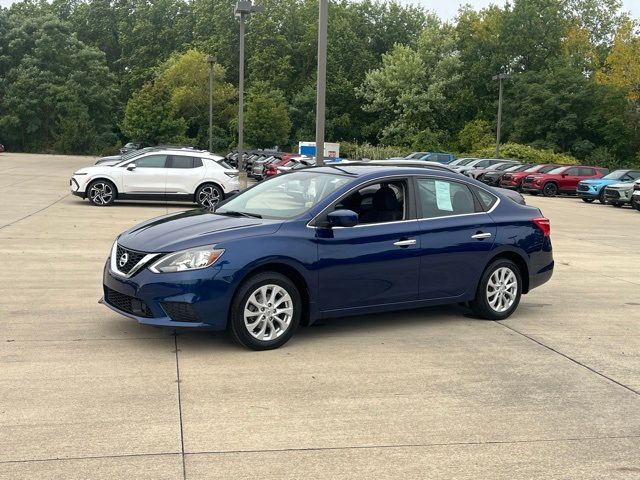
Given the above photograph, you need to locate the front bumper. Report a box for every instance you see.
[101,260,240,331]
[604,189,632,203]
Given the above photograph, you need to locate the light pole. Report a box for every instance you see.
[234,1,264,172]
[207,55,216,153]
[493,73,510,158]
[315,0,328,166]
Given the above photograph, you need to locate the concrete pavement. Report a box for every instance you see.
[0,153,638,479]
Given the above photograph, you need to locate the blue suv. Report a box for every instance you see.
[577,169,640,203]
[102,165,554,350]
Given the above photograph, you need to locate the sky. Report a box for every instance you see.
[401,0,640,21]
[0,0,638,20]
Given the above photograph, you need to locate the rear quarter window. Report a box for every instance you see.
[472,187,498,211]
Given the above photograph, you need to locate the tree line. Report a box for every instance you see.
[0,0,639,168]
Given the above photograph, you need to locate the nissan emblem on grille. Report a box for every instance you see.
[119,252,129,268]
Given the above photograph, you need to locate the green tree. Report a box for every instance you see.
[0,14,117,152]
[458,120,494,152]
[244,81,292,148]
[121,82,187,145]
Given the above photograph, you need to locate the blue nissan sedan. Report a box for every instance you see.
[101,165,554,350]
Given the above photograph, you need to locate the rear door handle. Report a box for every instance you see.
[393,239,417,247]
[471,232,492,240]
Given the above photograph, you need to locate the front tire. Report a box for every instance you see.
[598,189,607,204]
[581,198,595,203]
[87,180,116,206]
[611,202,622,208]
[195,183,223,209]
[542,183,558,197]
[470,260,522,320]
[228,272,301,350]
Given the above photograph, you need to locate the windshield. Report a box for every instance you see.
[548,166,567,174]
[451,158,475,166]
[405,152,427,159]
[216,171,351,219]
[602,170,627,180]
[495,163,518,171]
[115,147,153,166]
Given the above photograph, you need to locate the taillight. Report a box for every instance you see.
[533,217,551,236]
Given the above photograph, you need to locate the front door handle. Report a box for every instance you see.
[471,232,492,240]
[393,239,416,247]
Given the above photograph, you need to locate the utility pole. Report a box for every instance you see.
[235,1,264,171]
[315,0,328,166]
[207,55,216,153]
[493,73,510,158]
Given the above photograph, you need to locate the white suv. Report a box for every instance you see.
[70,149,240,207]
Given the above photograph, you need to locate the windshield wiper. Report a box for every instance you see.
[216,210,262,219]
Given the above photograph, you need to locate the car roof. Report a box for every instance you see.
[307,164,465,181]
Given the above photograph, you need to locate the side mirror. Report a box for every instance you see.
[327,209,358,228]
[126,163,136,171]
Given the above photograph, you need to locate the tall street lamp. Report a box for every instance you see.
[207,55,217,153]
[235,1,264,171]
[493,73,510,158]
[315,0,328,166]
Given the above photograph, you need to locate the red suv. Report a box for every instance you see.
[521,165,609,197]
[500,164,561,191]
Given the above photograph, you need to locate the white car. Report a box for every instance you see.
[70,149,240,208]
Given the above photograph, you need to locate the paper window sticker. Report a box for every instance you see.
[435,180,453,211]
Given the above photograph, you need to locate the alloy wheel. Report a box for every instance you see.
[198,186,221,208]
[89,182,114,205]
[243,284,293,341]
[486,267,518,313]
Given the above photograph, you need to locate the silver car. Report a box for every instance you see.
[604,179,640,207]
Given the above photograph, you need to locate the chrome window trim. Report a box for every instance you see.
[306,173,501,229]
[110,242,160,278]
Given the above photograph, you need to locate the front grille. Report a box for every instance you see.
[577,183,589,192]
[605,189,620,199]
[105,287,153,318]
[161,302,200,322]
[115,245,146,274]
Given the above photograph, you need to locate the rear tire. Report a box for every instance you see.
[581,198,594,203]
[470,260,522,321]
[87,180,116,206]
[228,272,301,350]
[542,183,558,197]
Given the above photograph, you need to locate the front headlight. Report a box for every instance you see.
[149,246,224,273]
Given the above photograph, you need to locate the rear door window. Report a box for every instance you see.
[416,179,480,219]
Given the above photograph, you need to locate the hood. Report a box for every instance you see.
[117,209,282,252]
[606,181,634,190]
[579,178,614,186]
[96,155,122,163]
[97,159,121,166]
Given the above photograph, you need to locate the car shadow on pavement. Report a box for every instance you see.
[175,304,479,352]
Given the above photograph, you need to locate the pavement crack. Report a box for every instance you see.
[0,193,70,230]
[496,321,639,396]
[173,332,187,480]
[183,433,640,457]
